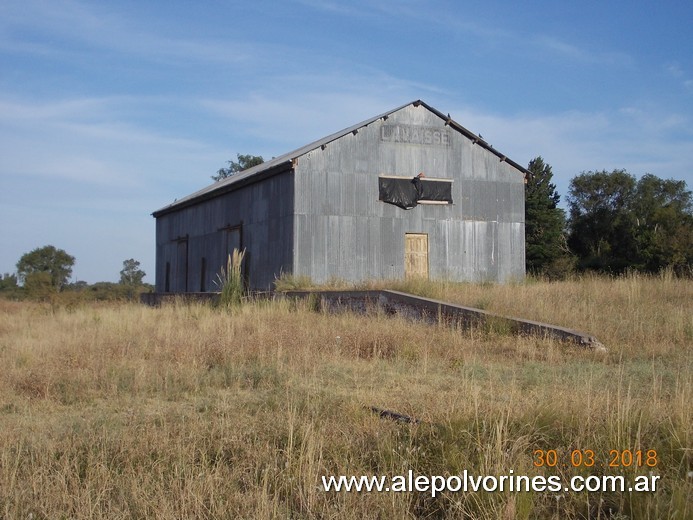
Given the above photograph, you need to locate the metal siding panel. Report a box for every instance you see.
[510,180,526,224]
[460,220,475,280]
[338,215,355,280]
[294,214,328,282]
[497,223,512,282]
[379,217,401,279]
[496,182,511,223]
[470,220,498,282]
[513,222,526,279]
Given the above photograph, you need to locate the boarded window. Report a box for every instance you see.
[378,175,453,209]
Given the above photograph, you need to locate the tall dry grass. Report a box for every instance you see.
[215,248,246,308]
[0,274,691,519]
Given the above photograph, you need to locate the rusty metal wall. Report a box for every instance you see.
[292,103,525,284]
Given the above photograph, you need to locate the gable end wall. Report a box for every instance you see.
[292,104,525,284]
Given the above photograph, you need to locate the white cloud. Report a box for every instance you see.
[0,0,253,65]
[0,95,219,186]
[533,35,633,67]
[664,62,693,92]
[293,0,361,16]
[445,103,693,202]
[203,92,383,143]
[199,68,447,154]
[294,0,429,19]
[0,97,112,121]
[666,62,685,78]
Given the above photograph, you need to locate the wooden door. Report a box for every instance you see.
[405,233,429,279]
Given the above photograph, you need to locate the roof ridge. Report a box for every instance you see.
[153,100,527,217]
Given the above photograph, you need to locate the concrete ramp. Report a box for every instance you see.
[283,290,606,351]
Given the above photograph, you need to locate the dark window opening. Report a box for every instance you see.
[165,262,171,292]
[200,257,207,292]
[378,174,453,209]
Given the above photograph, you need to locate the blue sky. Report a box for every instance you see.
[1,0,692,283]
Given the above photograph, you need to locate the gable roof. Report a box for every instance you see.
[153,100,528,217]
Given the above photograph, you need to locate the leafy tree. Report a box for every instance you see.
[524,157,569,275]
[119,259,146,286]
[567,170,692,273]
[212,154,264,181]
[0,273,20,299]
[567,170,638,272]
[0,273,18,292]
[16,245,75,290]
[66,280,90,291]
[631,174,693,272]
[24,272,55,299]
[90,282,131,301]
[119,259,147,301]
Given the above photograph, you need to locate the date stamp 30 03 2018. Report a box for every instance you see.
[532,449,659,469]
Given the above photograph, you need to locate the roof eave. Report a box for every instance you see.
[152,160,294,217]
[415,100,530,178]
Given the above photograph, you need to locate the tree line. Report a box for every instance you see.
[525,157,692,277]
[0,248,151,301]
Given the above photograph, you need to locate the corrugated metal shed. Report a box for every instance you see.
[152,100,527,291]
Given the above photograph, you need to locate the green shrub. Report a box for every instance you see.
[274,272,313,291]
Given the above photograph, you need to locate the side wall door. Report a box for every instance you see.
[174,239,189,292]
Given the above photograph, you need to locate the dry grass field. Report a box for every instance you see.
[0,274,691,519]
